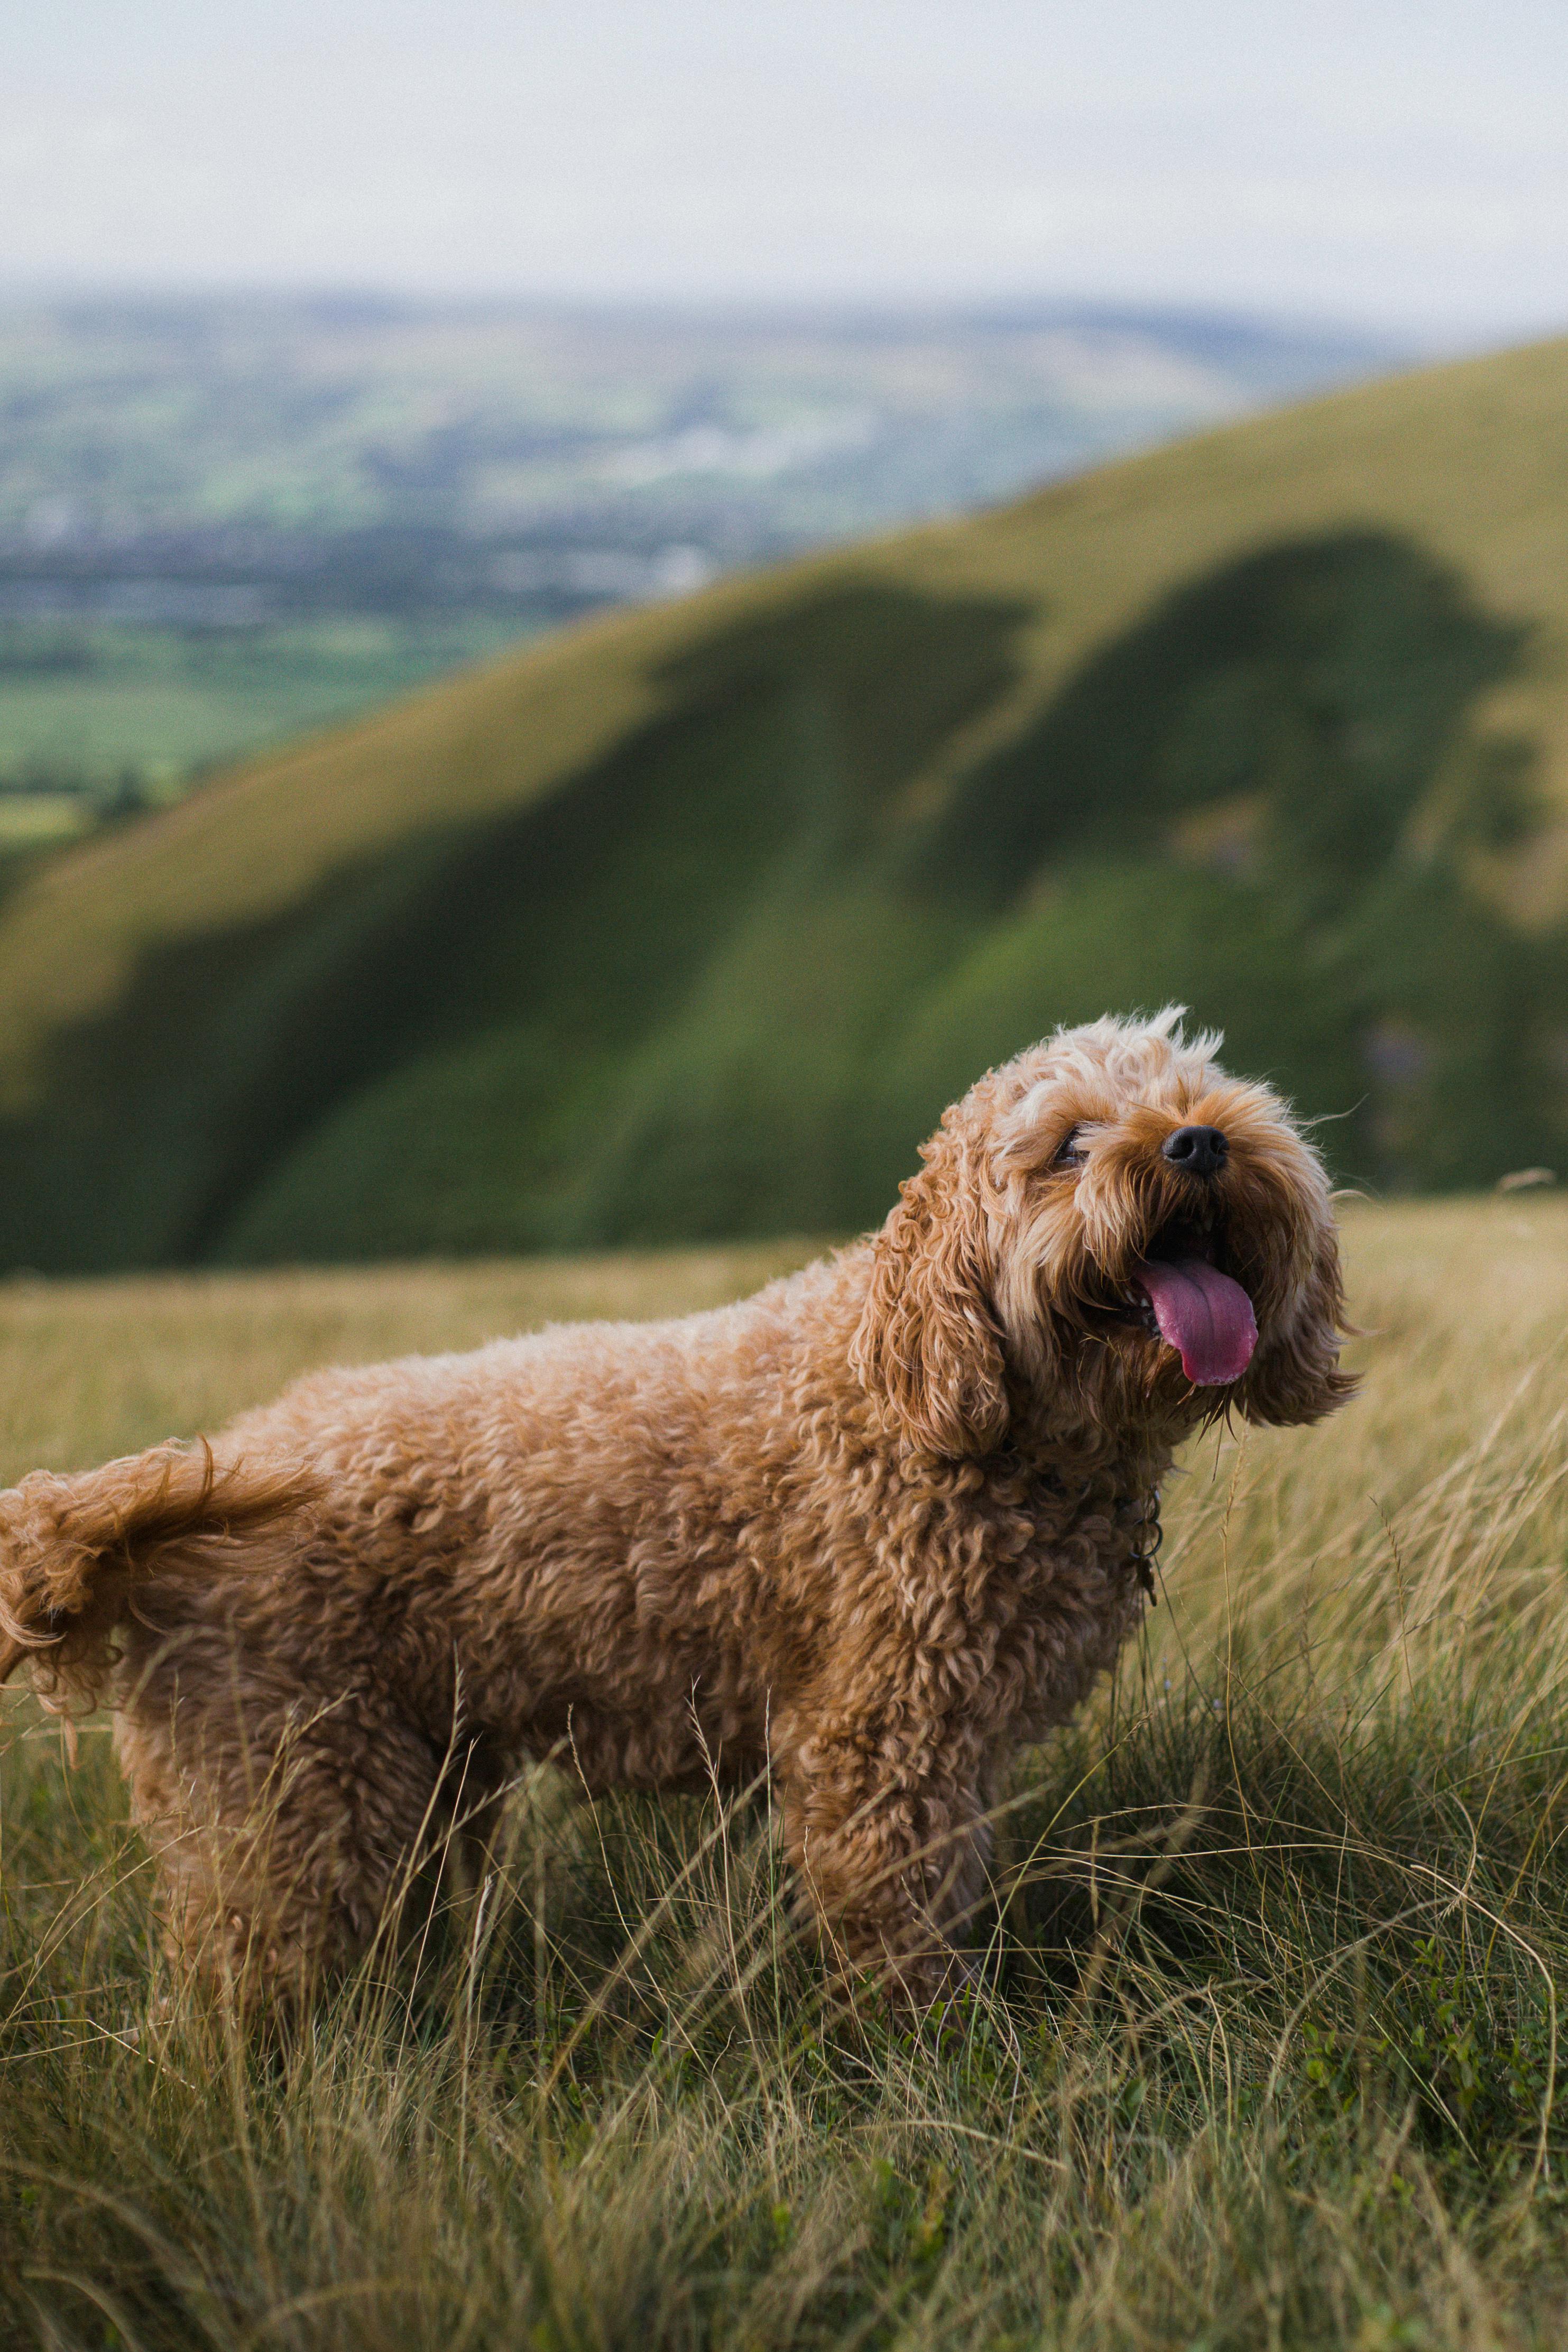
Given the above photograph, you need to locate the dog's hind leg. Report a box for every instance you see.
[116,1647,460,2010]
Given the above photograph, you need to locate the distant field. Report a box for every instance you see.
[0,616,536,834]
[7,1202,1568,2346]
[0,295,1386,561]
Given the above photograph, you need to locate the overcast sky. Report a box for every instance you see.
[5,1,1567,340]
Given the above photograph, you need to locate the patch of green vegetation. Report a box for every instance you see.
[0,616,534,780]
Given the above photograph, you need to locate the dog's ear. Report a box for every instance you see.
[1239,1207,1359,1427]
[851,1123,1008,1460]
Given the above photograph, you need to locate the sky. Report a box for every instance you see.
[5,1,1567,341]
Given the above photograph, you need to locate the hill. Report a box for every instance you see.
[3,335,1568,1269]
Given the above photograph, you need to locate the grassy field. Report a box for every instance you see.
[0,620,538,817]
[5,1201,1568,2345]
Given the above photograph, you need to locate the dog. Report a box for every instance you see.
[0,1011,1353,2008]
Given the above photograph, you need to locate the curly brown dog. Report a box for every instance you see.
[0,1011,1353,2006]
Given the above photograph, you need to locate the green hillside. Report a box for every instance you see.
[4,336,1568,1270]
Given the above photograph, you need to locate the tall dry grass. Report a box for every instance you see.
[5,1204,1568,2347]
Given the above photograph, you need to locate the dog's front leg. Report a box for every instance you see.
[778,1718,991,2014]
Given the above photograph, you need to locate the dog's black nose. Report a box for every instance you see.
[1163,1123,1228,1179]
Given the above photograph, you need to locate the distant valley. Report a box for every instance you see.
[0,293,1396,834]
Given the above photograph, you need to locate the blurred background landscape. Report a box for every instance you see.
[1,1,1565,1271]
[0,291,1391,834]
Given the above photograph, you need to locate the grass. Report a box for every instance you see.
[0,619,541,788]
[6,1200,1568,2344]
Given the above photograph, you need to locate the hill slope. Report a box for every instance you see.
[4,337,1568,1269]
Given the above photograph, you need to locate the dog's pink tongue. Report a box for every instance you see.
[1131,1257,1257,1386]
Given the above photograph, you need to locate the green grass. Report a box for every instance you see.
[7,1204,1568,2346]
[6,340,1568,1269]
[0,617,538,783]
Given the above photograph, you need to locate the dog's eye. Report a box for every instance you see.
[1054,1126,1086,1170]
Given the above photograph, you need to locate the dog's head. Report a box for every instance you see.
[853,1010,1355,1459]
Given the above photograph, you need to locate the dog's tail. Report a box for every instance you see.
[0,1440,313,1710]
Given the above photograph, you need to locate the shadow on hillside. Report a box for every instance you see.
[926,529,1536,906]
[0,582,1031,1272]
[880,529,1562,1194]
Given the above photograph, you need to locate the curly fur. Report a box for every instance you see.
[0,1012,1353,2007]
